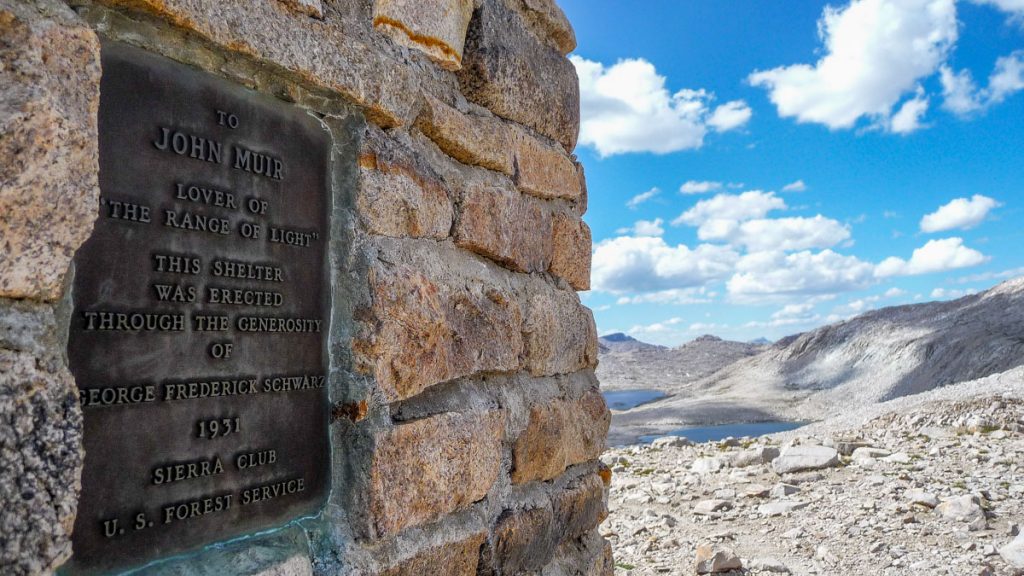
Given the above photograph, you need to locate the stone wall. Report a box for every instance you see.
[0,0,610,574]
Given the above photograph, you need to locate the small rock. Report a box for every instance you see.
[694,499,732,515]
[770,483,800,498]
[851,447,891,464]
[730,446,780,468]
[692,457,727,474]
[652,435,692,448]
[882,451,912,464]
[905,489,939,508]
[758,501,809,516]
[835,440,872,456]
[936,495,986,526]
[772,445,839,474]
[742,484,770,498]
[695,544,742,574]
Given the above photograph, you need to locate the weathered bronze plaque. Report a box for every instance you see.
[66,42,330,573]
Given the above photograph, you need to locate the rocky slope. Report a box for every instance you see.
[602,368,1024,575]
[598,334,764,393]
[613,278,1024,441]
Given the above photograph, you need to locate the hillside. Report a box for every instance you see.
[597,334,765,392]
[611,277,1024,442]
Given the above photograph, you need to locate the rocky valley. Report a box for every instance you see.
[599,279,1024,574]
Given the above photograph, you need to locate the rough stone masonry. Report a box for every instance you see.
[0,0,611,574]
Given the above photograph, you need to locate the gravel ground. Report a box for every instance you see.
[602,369,1024,575]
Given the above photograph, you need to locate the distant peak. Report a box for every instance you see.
[693,334,722,343]
[601,332,637,343]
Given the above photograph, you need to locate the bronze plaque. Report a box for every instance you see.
[66,42,330,573]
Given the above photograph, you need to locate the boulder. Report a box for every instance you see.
[651,436,692,449]
[693,500,732,515]
[936,495,986,528]
[691,457,727,474]
[1000,532,1024,569]
[905,489,939,509]
[758,501,809,517]
[695,544,742,574]
[772,445,839,475]
[730,446,780,468]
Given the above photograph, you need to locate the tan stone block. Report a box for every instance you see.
[550,211,591,291]
[511,0,576,55]
[415,94,513,175]
[274,0,323,18]
[372,0,474,71]
[511,127,582,201]
[358,129,453,239]
[551,474,608,539]
[454,181,551,274]
[0,0,100,300]
[355,261,524,401]
[484,506,556,575]
[511,388,609,484]
[94,0,420,127]
[459,0,580,151]
[381,531,486,576]
[366,411,504,538]
[523,286,597,377]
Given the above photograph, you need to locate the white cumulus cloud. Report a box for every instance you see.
[591,236,739,294]
[969,0,1024,17]
[875,237,989,277]
[940,51,1024,115]
[572,56,751,156]
[702,216,852,252]
[748,0,957,132]
[616,287,715,305]
[672,191,786,228]
[782,179,808,192]
[888,90,930,134]
[931,287,979,299]
[626,187,660,209]
[708,100,754,131]
[920,194,1000,232]
[728,250,877,303]
[680,180,724,195]
[616,218,665,237]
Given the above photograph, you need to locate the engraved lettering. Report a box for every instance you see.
[103,198,151,223]
[232,144,283,180]
[154,126,222,164]
[153,253,201,275]
[163,378,258,401]
[236,449,276,470]
[163,209,230,235]
[236,316,322,333]
[175,182,237,209]
[82,311,185,332]
[79,385,156,408]
[207,287,283,307]
[161,493,232,524]
[153,283,196,303]
[268,226,315,247]
[240,477,305,505]
[262,374,325,393]
[152,457,223,485]
[210,259,284,282]
[216,110,239,128]
[197,417,240,439]
[193,314,230,332]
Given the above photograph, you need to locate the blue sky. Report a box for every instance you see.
[560,0,1024,345]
